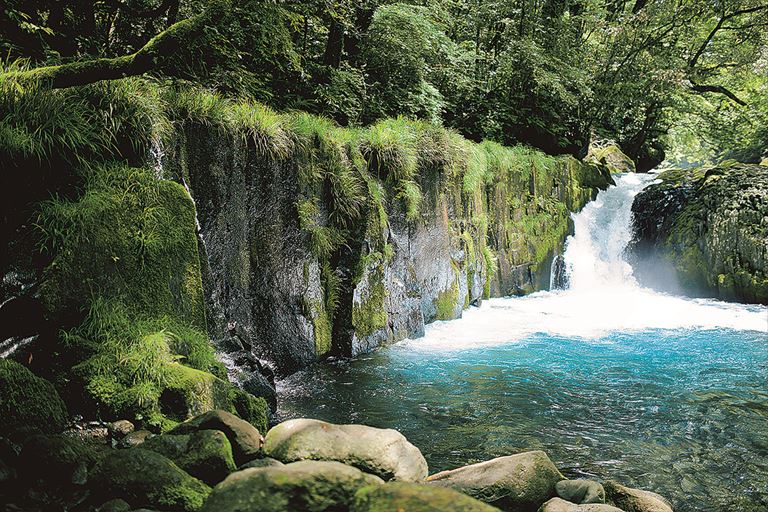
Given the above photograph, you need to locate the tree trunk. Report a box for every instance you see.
[1,0,229,90]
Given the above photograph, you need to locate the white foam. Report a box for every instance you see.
[403,173,767,351]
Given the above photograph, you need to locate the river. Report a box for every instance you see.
[278,172,768,511]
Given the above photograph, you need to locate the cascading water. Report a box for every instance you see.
[279,174,768,512]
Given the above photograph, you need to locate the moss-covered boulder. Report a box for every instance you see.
[539,497,624,512]
[200,460,384,512]
[352,481,502,512]
[263,418,428,482]
[142,430,236,485]
[630,163,768,304]
[426,451,564,512]
[0,359,68,439]
[17,434,104,488]
[90,448,211,512]
[587,142,636,174]
[162,364,269,433]
[603,481,673,512]
[169,410,263,466]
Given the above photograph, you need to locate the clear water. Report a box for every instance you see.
[278,173,768,511]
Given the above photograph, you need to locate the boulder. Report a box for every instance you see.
[97,498,132,512]
[604,481,673,512]
[169,410,263,466]
[0,359,68,439]
[119,430,153,449]
[352,481,502,512]
[426,451,564,511]
[238,457,284,470]
[263,418,427,482]
[89,448,211,512]
[109,420,135,440]
[142,430,236,485]
[539,497,624,512]
[629,163,768,304]
[18,434,103,487]
[556,480,605,504]
[200,460,384,512]
[587,143,636,174]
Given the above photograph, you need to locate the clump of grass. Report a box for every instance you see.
[164,85,230,127]
[227,101,293,159]
[69,299,221,426]
[396,179,422,221]
[360,117,418,182]
[296,198,346,259]
[320,261,342,323]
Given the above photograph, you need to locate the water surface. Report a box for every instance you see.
[278,173,768,511]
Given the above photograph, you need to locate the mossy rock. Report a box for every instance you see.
[169,410,264,467]
[587,143,636,174]
[352,481,502,512]
[603,481,673,512]
[90,448,211,512]
[200,460,384,512]
[161,364,268,433]
[630,163,768,304]
[142,430,236,486]
[18,434,105,487]
[263,418,428,482]
[426,451,563,512]
[0,359,68,439]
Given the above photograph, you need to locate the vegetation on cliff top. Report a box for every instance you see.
[2,0,766,167]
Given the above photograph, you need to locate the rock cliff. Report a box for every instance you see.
[162,100,613,378]
[630,163,768,304]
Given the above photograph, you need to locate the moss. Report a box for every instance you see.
[310,302,333,357]
[434,270,460,321]
[90,448,212,512]
[0,360,68,438]
[352,482,500,512]
[588,142,636,174]
[352,253,389,338]
[142,430,237,486]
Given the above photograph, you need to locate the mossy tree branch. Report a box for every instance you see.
[1,0,230,90]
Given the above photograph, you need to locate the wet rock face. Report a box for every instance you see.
[166,123,613,377]
[165,125,323,377]
[630,164,768,304]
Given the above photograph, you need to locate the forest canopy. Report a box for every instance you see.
[2,0,767,168]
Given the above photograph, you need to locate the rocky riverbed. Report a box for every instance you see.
[1,359,676,512]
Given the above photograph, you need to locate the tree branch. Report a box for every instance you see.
[0,0,230,90]
[690,82,747,106]
[688,4,768,68]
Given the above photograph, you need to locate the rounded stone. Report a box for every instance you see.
[426,451,564,512]
[200,460,384,512]
[263,418,427,482]
[556,479,606,504]
[352,481,502,512]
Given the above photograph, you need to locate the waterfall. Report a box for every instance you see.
[403,173,767,350]
[562,173,658,291]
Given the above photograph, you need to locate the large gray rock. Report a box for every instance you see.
[263,418,428,481]
[604,481,673,512]
[199,460,383,512]
[426,451,564,511]
[556,480,605,504]
[169,410,263,466]
[352,481,502,512]
[539,497,624,512]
